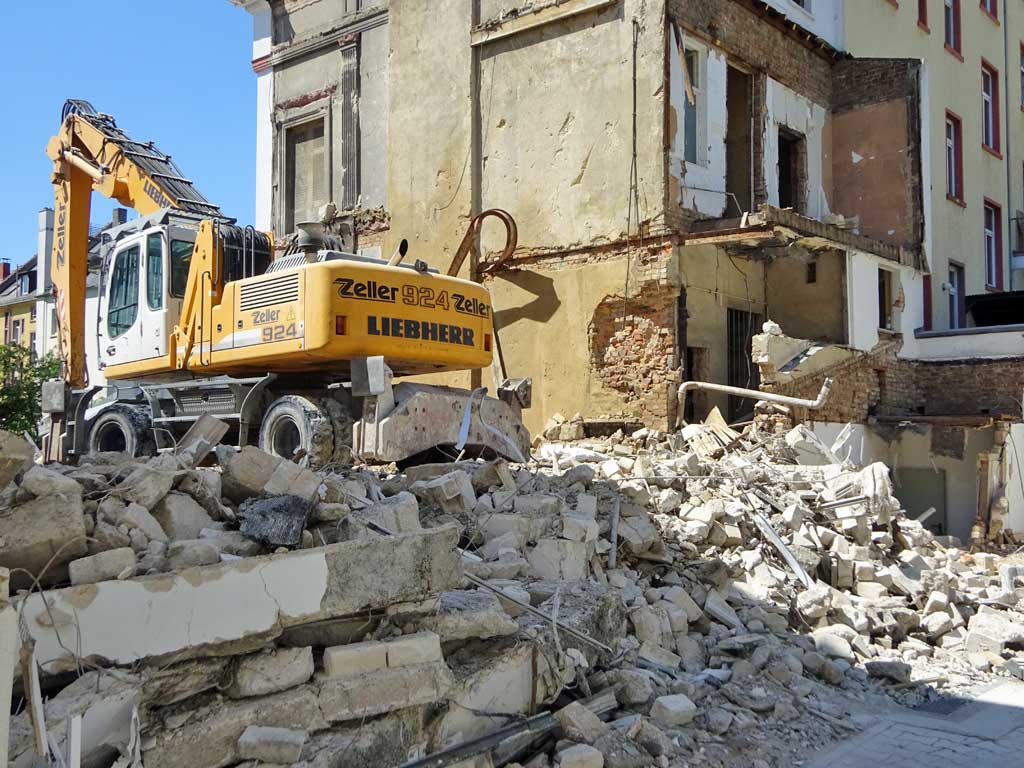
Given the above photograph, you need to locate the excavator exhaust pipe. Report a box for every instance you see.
[387,239,409,267]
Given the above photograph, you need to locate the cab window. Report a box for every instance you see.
[170,240,192,297]
[146,233,163,310]
[108,245,140,337]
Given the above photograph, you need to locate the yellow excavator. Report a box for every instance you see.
[42,99,530,466]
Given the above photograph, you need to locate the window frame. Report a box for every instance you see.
[945,110,964,203]
[981,60,1001,154]
[146,233,164,311]
[1019,42,1024,109]
[944,0,962,57]
[107,244,141,339]
[980,0,998,22]
[277,105,332,236]
[681,44,709,168]
[948,261,966,328]
[983,198,1003,290]
[918,0,929,31]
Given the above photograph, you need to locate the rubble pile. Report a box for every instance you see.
[3,414,1024,768]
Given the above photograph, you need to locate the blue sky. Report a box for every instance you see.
[0,1,256,266]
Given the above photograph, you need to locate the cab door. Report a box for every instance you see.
[139,231,170,360]
[103,238,145,367]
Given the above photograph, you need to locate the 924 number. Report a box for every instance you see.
[261,323,297,342]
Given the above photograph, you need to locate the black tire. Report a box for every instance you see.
[259,395,336,469]
[87,405,156,458]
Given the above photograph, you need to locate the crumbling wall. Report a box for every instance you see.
[589,281,680,427]
[484,242,680,433]
[828,59,922,249]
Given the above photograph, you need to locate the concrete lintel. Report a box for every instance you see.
[18,525,461,674]
[472,0,619,47]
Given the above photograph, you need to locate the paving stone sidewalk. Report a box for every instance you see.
[806,680,1024,768]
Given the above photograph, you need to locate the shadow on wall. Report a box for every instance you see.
[491,269,560,329]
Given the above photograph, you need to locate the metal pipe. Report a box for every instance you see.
[676,376,832,428]
[386,238,409,267]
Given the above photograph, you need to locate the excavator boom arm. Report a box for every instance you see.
[46,99,222,387]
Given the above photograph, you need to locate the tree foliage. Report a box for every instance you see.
[0,345,60,435]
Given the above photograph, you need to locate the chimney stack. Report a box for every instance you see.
[112,208,128,226]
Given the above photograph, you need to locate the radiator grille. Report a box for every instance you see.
[239,273,299,311]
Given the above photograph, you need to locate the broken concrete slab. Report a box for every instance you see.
[17,525,461,674]
[410,470,477,516]
[527,539,588,580]
[650,693,697,726]
[416,590,518,642]
[118,454,180,509]
[117,502,168,543]
[143,684,326,768]
[20,465,82,498]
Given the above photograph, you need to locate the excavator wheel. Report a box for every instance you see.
[86,405,156,459]
[258,395,337,470]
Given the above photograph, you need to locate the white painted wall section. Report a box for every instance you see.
[759,0,844,50]
[764,78,830,220]
[912,328,1024,360]
[1007,424,1024,534]
[251,4,274,231]
[669,33,728,217]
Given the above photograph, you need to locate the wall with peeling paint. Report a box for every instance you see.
[667,31,729,217]
[677,243,766,417]
[477,0,666,252]
[763,78,830,220]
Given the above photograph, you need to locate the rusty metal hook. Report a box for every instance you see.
[446,208,518,280]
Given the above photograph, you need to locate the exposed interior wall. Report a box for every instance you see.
[483,245,680,434]
[811,422,994,543]
[763,78,829,219]
[758,0,844,50]
[1007,424,1024,533]
[478,0,666,252]
[764,247,846,343]
[677,243,766,418]
[827,58,922,250]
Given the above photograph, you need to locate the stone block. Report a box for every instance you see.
[21,466,81,498]
[20,525,462,674]
[574,493,598,518]
[411,471,476,515]
[166,540,220,570]
[562,515,599,543]
[386,630,443,666]
[117,502,168,543]
[1,493,87,588]
[650,694,697,726]
[323,641,388,677]
[0,428,34,489]
[69,548,136,585]
[616,514,658,554]
[227,646,314,698]
[527,539,588,580]
[153,492,215,541]
[119,456,179,509]
[479,531,522,561]
[237,726,306,764]
[558,744,604,768]
[555,701,608,743]
[318,661,454,722]
[349,491,421,536]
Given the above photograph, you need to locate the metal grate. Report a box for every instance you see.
[176,391,237,416]
[239,273,300,311]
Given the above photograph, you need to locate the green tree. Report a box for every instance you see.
[0,345,60,435]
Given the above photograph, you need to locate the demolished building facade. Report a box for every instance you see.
[227,0,1024,552]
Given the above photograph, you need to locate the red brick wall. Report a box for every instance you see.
[761,335,1024,423]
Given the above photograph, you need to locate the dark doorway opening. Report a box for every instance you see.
[726,307,763,422]
[725,67,753,215]
[777,127,805,212]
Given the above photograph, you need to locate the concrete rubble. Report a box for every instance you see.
[0,412,1023,768]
